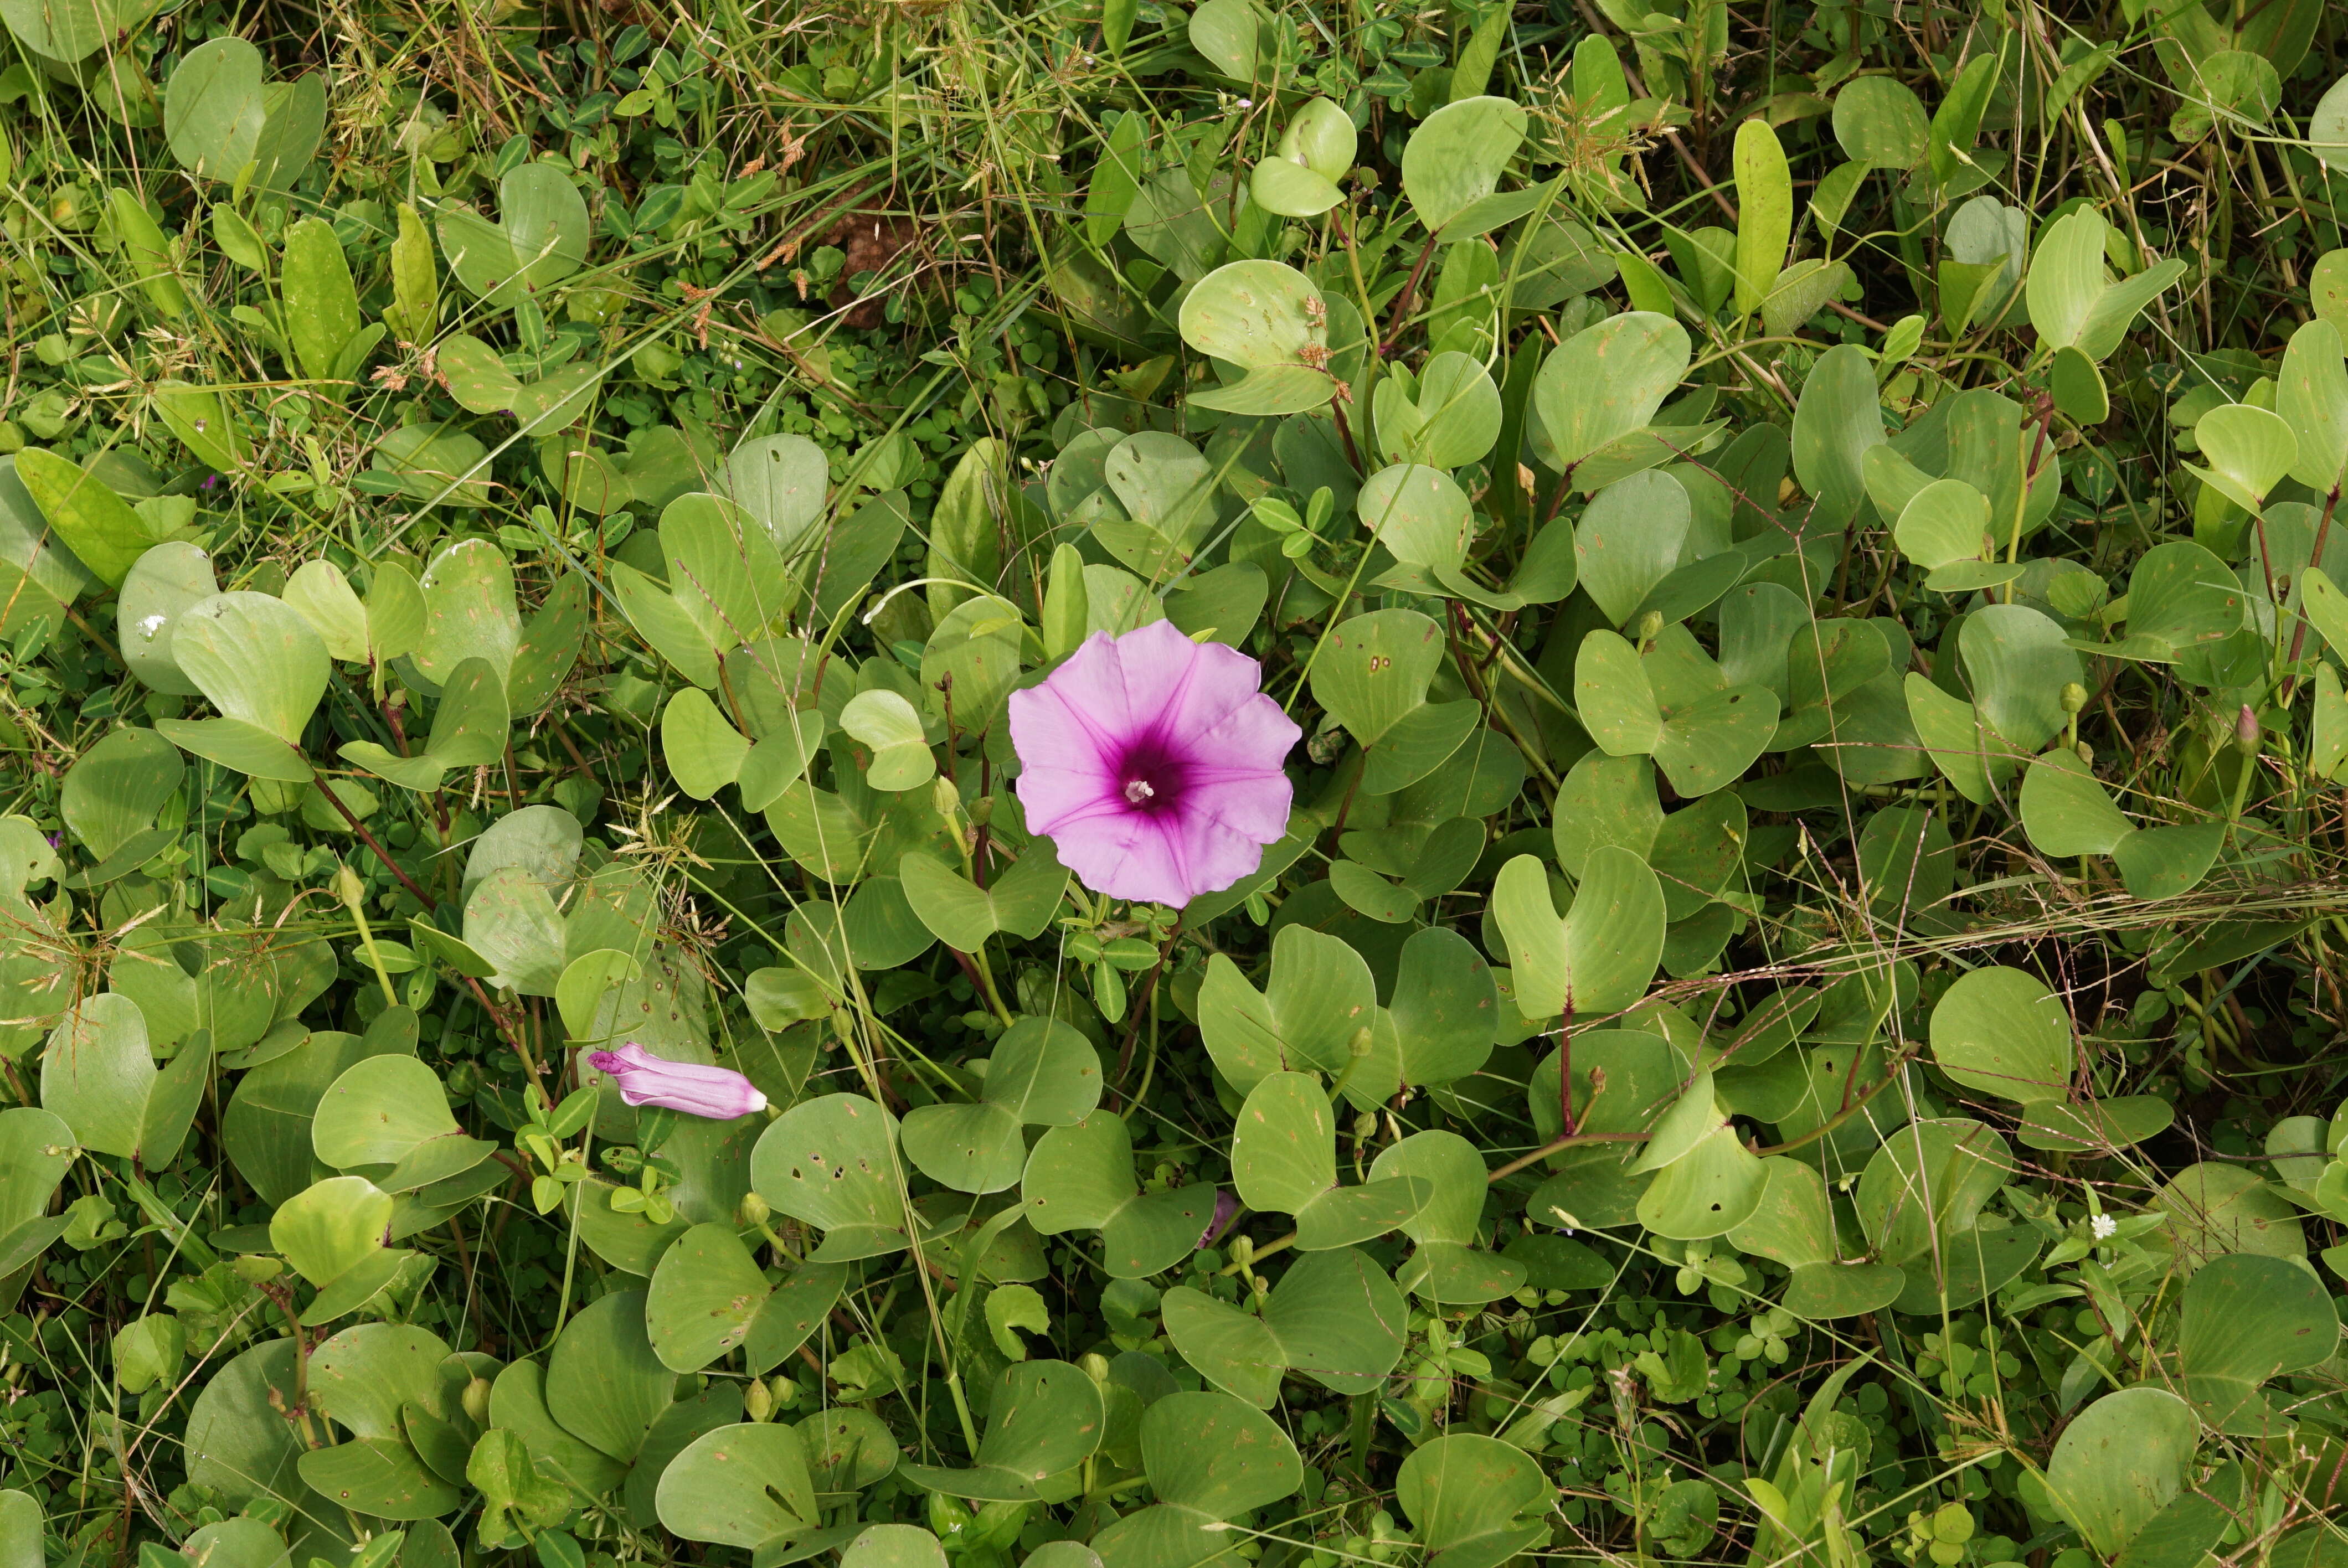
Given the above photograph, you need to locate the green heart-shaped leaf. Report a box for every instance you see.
[270,1174,393,1288]
[437,163,590,307]
[1022,1111,1219,1279]
[1490,847,1664,1023]
[750,1094,909,1262]
[1401,97,1526,236]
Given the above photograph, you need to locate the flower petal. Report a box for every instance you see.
[1047,809,1200,907]
[1157,635,1293,752]
[1170,792,1285,894]
[1181,772,1296,847]
[1102,620,1218,733]
[1181,680,1304,775]
[1028,624,1198,744]
[1007,686,1120,834]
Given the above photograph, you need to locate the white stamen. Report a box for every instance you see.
[1124,778,1155,804]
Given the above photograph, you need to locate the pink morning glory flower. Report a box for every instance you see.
[586,1043,768,1120]
[1008,620,1299,908]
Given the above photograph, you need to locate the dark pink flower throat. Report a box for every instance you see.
[1113,734,1188,815]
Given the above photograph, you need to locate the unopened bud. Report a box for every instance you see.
[1353,1112,1378,1141]
[2235,704,2261,754]
[967,793,995,827]
[931,775,961,818]
[1634,610,1664,642]
[1229,1234,1255,1268]
[462,1375,492,1425]
[1347,1025,1373,1060]
[2059,682,2087,715]
[769,1374,802,1411]
[744,1379,774,1421]
[332,865,366,907]
[738,1191,771,1228]
[1080,1352,1111,1383]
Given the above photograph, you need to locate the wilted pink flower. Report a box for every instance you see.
[586,1043,767,1120]
[1196,1190,1241,1249]
[1008,621,1299,907]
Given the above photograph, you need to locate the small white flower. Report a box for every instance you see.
[1238,97,1253,107]
[2091,1213,2117,1240]
[136,615,167,638]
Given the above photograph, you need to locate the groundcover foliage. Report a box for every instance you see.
[2,0,2348,1567]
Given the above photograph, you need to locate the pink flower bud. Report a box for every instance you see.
[1195,1189,1241,1249]
[585,1043,768,1120]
